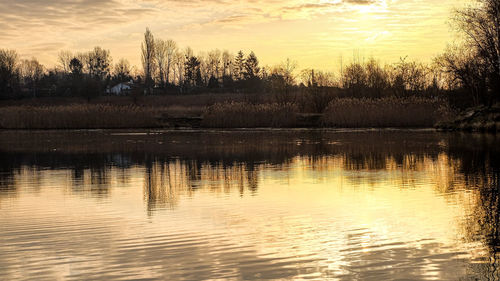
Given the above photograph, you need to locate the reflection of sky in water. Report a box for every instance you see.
[0,130,498,280]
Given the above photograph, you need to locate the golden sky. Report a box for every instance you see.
[0,0,468,70]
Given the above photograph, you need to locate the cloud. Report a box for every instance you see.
[0,0,157,38]
[0,0,464,69]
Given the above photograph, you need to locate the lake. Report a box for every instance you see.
[0,129,498,280]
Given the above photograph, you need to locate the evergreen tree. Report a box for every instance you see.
[234,50,245,80]
[244,51,260,79]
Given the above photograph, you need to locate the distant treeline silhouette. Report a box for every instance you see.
[0,0,498,109]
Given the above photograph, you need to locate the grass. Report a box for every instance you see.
[322,97,452,128]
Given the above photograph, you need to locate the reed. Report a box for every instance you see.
[202,102,298,128]
[0,104,165,129]
[322,97,452,128]
[0,97,453,129]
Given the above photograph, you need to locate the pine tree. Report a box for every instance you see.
[244,51,260,79]
[234,50,245,81]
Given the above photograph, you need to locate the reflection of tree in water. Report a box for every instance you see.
[448,134,500,280]
[460,175,500,281]
[1,130,500,277]
[0,154,16,201]
[143,159,261,214]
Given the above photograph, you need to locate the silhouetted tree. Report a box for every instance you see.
[342,62,367,97]
[113,58,132,83]
[155,38,168,88]
[234,50,245,81]
[365,58,389,98]
[222,50,233,80]
[208,75,219,88]
[269,58,297,104]
[440,0,500,105]
[141,28,156,94]
[0,49,20,98]
[69,58,83,76]
[86,46,111,81]
[244,51,260,80]
[165,39,177,85]
[20,58,44,97]
[58,50,73,73]
[184,55,201,89]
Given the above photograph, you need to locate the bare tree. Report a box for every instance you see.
[342,62,367,96]
[165,39,177,85]
[365,58,389,97]
[173,50,185,86]
[207,49,222,79]
[438,46,487,104]
[449,0,500,103]
[0,49,19,97]
[222,50,233,77]
[58,50,73,73]
[270,58,297,104]
[141,28,156,94]
[155,38,168,88]
[114,58,132,82]
[20,58,44,97]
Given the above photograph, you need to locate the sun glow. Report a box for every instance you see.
[0,0,467,70]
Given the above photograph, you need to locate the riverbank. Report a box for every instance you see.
[436,104,500,132]
[0,96,452,129]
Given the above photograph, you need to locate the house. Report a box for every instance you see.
[107,80,133,95]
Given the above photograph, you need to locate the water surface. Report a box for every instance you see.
[0,130,499,280]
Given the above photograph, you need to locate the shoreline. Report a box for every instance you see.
[0,127,441,132]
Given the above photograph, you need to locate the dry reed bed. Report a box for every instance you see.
[322,97,451,128]
[0,97,451,129]
[0,104,164,129]
[202,102,298,128]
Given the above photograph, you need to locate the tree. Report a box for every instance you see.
[234,50,245,80]
[342,62,367,97]
[69,58,83,76]
[222,50,233,78]
[20,58,44,97]
[447,0,500,104]
[301,69,336,87]
[165,39,177,85]
[141,28,156,94]
[438,46,488,105]
[269,59,297,104]
[58,50,73,73]
[0,49,20,98]
[86,46,112,81]
[244,51,260,79]
[68,57,84,97]
[207,49,222,80]
[365,58,389,98]
[155,38,168,88]
[184,55,201,88]
[390,57,427,95]
[173,50,185,86]
[113,58,132,82]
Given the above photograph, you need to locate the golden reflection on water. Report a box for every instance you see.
[0,130,498,280]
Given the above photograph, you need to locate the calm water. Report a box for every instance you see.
[0,129,499,280]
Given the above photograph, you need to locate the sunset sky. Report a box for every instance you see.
[0,0,468,70]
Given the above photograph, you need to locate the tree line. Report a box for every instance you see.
[0,0,498,108]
